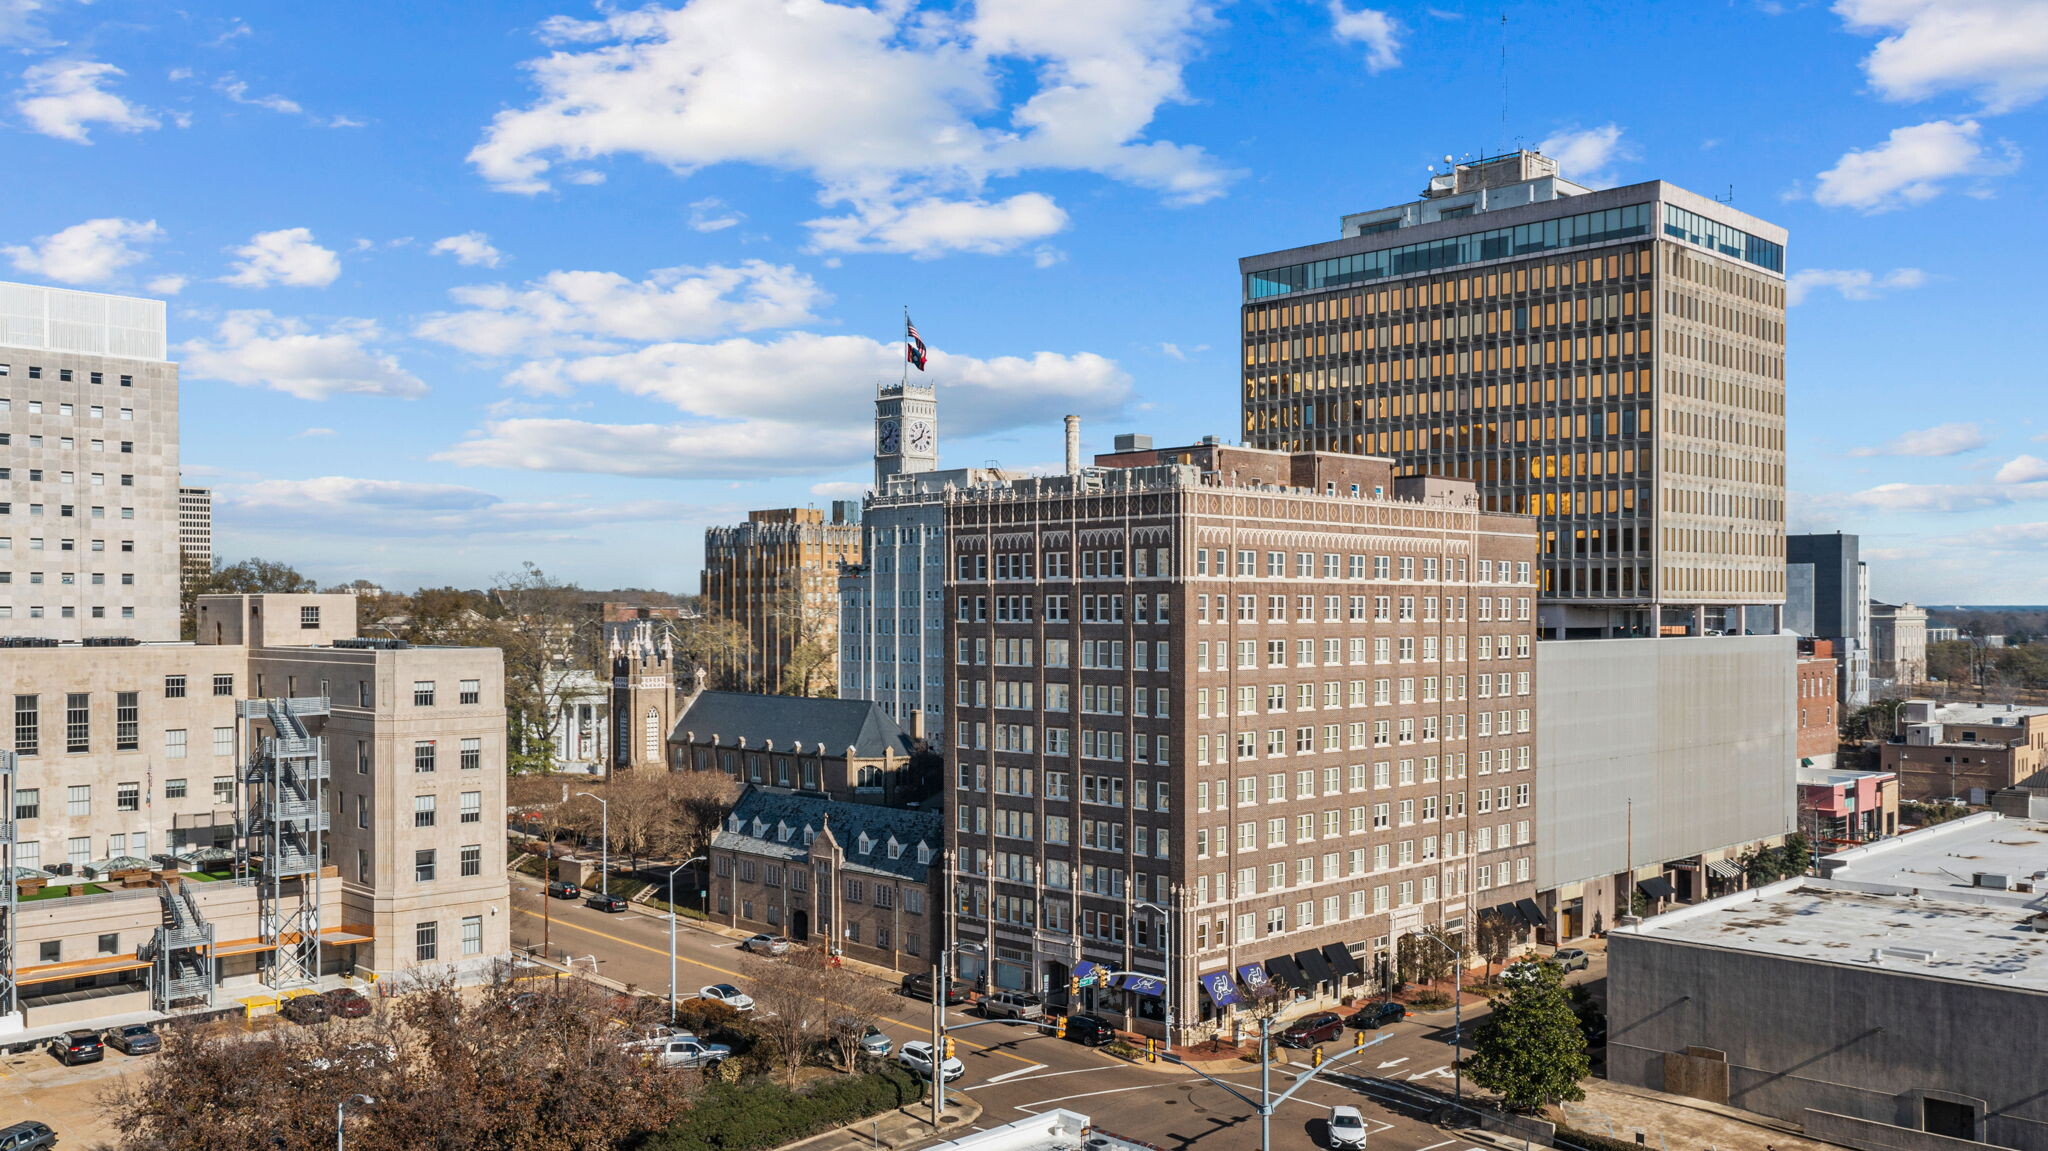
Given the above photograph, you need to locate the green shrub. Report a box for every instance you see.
[632,1067,924,1151]
[1557,1126,1651,1151]
[1103,1041,1144,1061]
[1410,990,1454,1010]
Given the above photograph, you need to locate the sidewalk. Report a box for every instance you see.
[781,1091,984,1151]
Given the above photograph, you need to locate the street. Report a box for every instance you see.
[510,877,1597,1151]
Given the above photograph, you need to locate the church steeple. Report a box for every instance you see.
[874,380,937,488]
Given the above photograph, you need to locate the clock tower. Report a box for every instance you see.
[874,381,938,487]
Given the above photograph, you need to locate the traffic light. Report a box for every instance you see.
[943,1036,956,1060]
[1311,1045,1324,1067]
[1069,976,1080,998]
[1054,1015,1067,1039]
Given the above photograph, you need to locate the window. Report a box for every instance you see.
[416,921,439,961]
[164,675,187,699]
[14,788,39,820]
[414,794,437,827]
[14,694,38,756]
[213,776,234,803]
[460,737,482,770]
[212,726,234,758]
[117,782,139,812]
[116,691,138,750]
[165,778,187,799]
[212,674,234,697]
[414,740,436,772]
[460,791,481,823]
[301,605,321,629]
[413,681,436,706]
[66,784,90,816]
[415,850,437,883]
[461,844,483,877]
[165,728,187,759]
[458,678,482,705]
[461,915,483,956]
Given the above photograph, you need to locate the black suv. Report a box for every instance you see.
[546,879,581,899]
[48,1030,103,1066]
[1350,1001,1407,1029]
[584,891,629,913]
[900,972,969,1006]
[0,1120,58,1150]
[1063,1013,1116,1047]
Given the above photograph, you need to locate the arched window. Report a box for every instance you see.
[644,707,661,758]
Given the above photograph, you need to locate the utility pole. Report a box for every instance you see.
[577,791,610,896]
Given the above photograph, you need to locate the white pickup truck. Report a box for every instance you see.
[625,1032,733,1070]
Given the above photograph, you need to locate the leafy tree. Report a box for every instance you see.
[1839,698,1905,744]
[1462,960,1589,1111]
[180,556,319,638]
[1778,832,1814,878]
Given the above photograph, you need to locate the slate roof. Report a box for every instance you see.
[711,787,942,883]
[670,691,915,758]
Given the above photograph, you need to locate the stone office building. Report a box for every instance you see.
[943,439,1539,1043]
[709,787,941,972]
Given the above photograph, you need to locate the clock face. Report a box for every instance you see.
[878,419,901,455]
[907,419,934,455]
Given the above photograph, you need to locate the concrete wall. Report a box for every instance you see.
[1536,634,1796,890]
[1609,931,2048,1151]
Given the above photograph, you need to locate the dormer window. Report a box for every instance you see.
[916,843,933,865]
[857,833,874,855]
[751,818,768,837]
[777,821,793,843]
[803,827,817,846]
[887,836,903,860]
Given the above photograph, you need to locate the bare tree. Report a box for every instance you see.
[742,951,834,1085]
[1475,909,1517,980]
[487,563,593,774]
[673,612,756,692]
[820,965,900,1073]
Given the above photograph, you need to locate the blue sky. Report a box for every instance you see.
[4,0,2046,603]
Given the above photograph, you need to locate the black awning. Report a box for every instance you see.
[1322,942,1364,977]
[1637,875,1676,899]
[1265,955,1306,990]
[1515,898,1547,928]
[1294,947,1336,986]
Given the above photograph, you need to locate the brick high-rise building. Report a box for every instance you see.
[702,507,862,696]
[943,440,1538,1044]
[1238,151,1788,641]
[0,282,183,641]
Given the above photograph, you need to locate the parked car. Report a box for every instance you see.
[1327,1105,1368,1150]
[546,879,581,899]
[103,1023,161,1055]
[1277,1012,1345,1048]
[896,1040,964,1082]
[626,1033,732,1071]
[857,1024,893,1058]
[899,971,969,1006]
[1349,1000,1407,1030]
[1062,1013,1117,1047]
[979,991,1045,1021]
[696,983,755,1012]
[741,934,791,955]
[585,891,629,913]
[48,1030,103,1066]
[1549,947,1591,973]
[321,988,373,1018]
[281,993,334,1025]
[0,1120,58,1151]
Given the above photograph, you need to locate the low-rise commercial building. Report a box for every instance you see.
[0,593,510,1034]
[1610,814,2048,1151]
[1797,767,1896,846]
[1797,640,1840,770]
[708,787,941,972]
[1881,699,2048,802]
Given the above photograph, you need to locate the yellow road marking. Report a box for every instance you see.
[511,906,1041,1066]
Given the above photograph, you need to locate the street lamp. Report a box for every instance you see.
[1413,928,1464,1102]
[1133,897,1175,1055]
[575,791,609,895]
[336,1094,375,1151]
[667,854,706,1024]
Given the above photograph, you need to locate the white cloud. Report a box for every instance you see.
[1329,3,1401,72]
[1837,479,2048,513]
[1993,454,2048,483]
[440,331,1131,478]
[1835,0,2048,113]
[0,0,72,47]
[1786,266,1927,304]
[294,427,336,438]
[4,217,162,285]
[1813,118,2020,211]
[146,274,188,295]
[218,475,697,538]
[805,193,1068,257]
[15,59,161,143]
[468,0,1235,257]
[1537,124,1634,185]
[215,76,302,116]
[809,480,868,500]
[416,261,826,357]
[1850,421,1989,457]
[430,231,505,268]
[179,311,427,401]
[222,227,342,288]
[687,198,743,233]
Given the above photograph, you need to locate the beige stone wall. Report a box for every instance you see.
[195,593,360,648]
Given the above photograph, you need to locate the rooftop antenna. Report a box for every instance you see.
[1716,184,1736,203]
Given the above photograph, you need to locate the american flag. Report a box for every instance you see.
[905,316,928,371]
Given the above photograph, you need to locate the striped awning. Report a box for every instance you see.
[1706,859,1743,880]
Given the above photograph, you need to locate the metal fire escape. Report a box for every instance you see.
[0,750,17,1019]
[236,696,330,989]
[144,880,215,1010]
